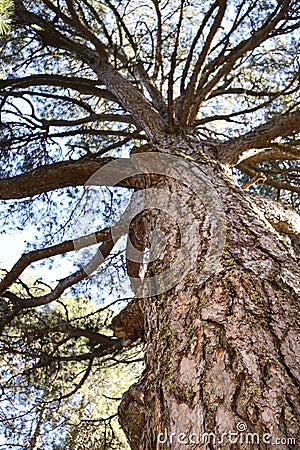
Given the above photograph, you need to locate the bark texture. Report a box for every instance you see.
[0,157,145,200]
[118,141,300,450]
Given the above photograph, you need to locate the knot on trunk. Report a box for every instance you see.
[109,298,145,341]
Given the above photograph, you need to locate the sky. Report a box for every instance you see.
[0,225,76,283]
[0,229,27,267]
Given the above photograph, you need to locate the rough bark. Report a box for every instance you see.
[94,65,168,141]
[117,141,300,450]
[0,157,144,199]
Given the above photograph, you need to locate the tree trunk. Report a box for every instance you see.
[118,141,300,450]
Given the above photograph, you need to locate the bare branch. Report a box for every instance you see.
[3,239,114,308]
[238,163,300,194]
[167,0,185,131]
[180,0,219,95]
[13,0,168,140]
[189,0,292,122]
[180,0,227,126]
[102,0,167,114]
[48,129,138,139]
[0,227,114,295]
[195,71,300,127]
[151,0,163,81]
[209,81,300,100]
[52,358,94,401]
[56,325,117,348]
[40,113,136,127]
[14,0,108,63]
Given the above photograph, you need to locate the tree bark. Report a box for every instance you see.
[0,157,144,199]
[118,142,300,450]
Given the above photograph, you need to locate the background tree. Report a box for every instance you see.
[0,290,142,449]
[0,0,300,449]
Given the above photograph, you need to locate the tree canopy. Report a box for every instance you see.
[0,0,299,448]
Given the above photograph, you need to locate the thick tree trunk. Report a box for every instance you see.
[118,142,300,449]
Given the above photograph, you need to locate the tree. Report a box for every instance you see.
[0,0,300,448]
[0,291,142,449]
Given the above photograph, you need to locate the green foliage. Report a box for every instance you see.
[0,0,14,34]
[0,292,143,449]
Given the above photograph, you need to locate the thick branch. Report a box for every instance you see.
[0,157,145,200]
[241,145,300,164]
[94,64,168,141]
[219,110,300,165]
[0,74,118,102]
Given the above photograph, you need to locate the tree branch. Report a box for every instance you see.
[40,113,136,127]
[238,162,300,194]
[0,74,118,102]
[94,64,168,141]
[189,0,292,122]
[180,0,227,126]
[179,0,219,95]
[0,157,145,200]
[102,0,167,115]
[3,239,114,308]
[14,0,168,140]
[0,227,115,295]
[14,0,108,64]
[167,0,184,131]
[240,145,300,164]
[219,110,300,165]
[55,324,117,348]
